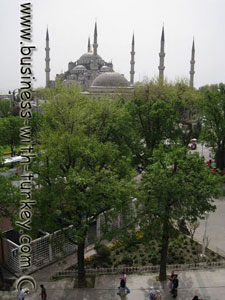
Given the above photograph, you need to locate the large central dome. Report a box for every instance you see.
[91,72,129,87]
[78,53,104,65]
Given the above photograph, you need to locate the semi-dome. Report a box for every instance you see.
[100,65,111,72]
[91,72,129,87]
[71,64,87,73]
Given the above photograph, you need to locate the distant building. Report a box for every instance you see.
[0,95,10,101]
[45,22,136,95]
[45,23,195,92]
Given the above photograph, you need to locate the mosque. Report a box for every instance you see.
[45,22,195,95]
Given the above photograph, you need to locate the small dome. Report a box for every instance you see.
[70,65,87,74]
[91,72,129,87]
[100,65,111,72]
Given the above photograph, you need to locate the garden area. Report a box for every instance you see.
[69,231,222,271]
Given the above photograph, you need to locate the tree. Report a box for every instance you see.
[127,80,179,167]
[0,100,12,117]
[31,85,134,286]
[199,83,225,170]
[137,144,222,281]
[0,116,23,156]
[29,112,44,144]
[186,219,200,245]
[126,80,200,167]
[174,81,202,146]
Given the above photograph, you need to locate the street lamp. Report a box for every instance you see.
[202,211,209,256]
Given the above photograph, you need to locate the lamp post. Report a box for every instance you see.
[202,211,209,256]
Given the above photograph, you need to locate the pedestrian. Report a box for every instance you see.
[117,272,130,295]
[18,288,25,300]
[155,289,162,299]
[148,287,156,300]
[207,159,212,167]
[168,270,175,291]
[40,284,47,300]
[171,274,179,298]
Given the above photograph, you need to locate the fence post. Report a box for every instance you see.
[49,234,53,262]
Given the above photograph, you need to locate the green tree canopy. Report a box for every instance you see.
[31,85,135,286]
[0,100,12,117]
[137,144,222,281]
[199,83,225,170]
[0,116,23,156]
[127,80,200,167]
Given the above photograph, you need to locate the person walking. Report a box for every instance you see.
[171,274,179,298]
[18,288,25,300]
[168,270,175,292]
[148,287,156,300]
[155,289,162,299]
[117,272,130,295]
[40,284,47,300]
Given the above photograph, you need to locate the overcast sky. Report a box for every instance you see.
[0,0,224,94]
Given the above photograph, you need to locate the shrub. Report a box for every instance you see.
[192,249,198,255]
[94,242,111,260]
[151,255,158,265]
[121,254,133,266]
[178,258,185,264]
[95,242,110,256]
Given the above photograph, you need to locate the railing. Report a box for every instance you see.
[53,260,225,278]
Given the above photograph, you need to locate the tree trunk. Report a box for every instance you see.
[159,217,169,281]
[77,241,86,287]
[0,265,4,289]
[216,148,225,170]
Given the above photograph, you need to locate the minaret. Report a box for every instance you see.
[189,39,195,88]
[91,22,98,76]
[93,22,98,55]
[45,28,50,88]
[88,37,91,53]
[130,33,135,85]
[158,26,165,82]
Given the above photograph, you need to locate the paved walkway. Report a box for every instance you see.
[3,268,225,300]
[195,197,225,257]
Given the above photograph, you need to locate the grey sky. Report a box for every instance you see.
[0,0,224,94]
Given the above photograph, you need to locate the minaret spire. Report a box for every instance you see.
[93,21,98,55]
[158,26,165,83]
[88,36,91,52]
[130,33,135,85]
[189,38,195,88]
[45,28,50,88]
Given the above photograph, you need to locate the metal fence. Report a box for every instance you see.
[2,238,21,276]
[54,260,225,278]
[3,227,77,276]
